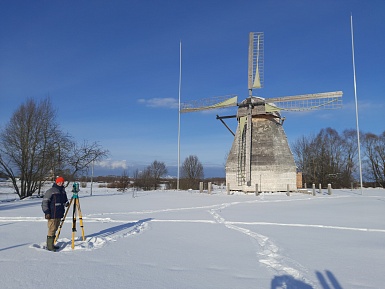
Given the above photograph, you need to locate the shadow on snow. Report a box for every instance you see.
[271,270,343,289]
[86,218,153,239]
[0,243,30,252]
[0,199,40,211]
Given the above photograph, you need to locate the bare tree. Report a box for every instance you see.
[181,155,204,189]
[133,161,168,190]
[362,131,385,187]
[118,169,130,192]
[292,135,312,181]
[134,167,153,191]
[148,160,167,189]
[63,140,109,182]
[340,129,359,186]
[0,97,109,199]
[0,98,66,198]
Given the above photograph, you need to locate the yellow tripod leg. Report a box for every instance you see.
[76,200,86,241]
[71,198,77,249]
[55,198,74,244]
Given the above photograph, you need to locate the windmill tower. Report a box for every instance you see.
[181,32,342,192]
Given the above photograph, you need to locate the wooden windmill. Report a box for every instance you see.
[181,32,342,192]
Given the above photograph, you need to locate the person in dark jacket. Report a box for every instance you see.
[42,176,69,251]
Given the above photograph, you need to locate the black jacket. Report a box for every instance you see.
[41,183,68,219]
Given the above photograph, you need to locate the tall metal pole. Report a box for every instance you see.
[90,160,94,196]
[350,14,363,195]
[177,41,182,190]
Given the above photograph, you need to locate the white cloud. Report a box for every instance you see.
[137,98,178,109]
[96,159,127,170]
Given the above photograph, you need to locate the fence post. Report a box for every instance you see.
[286,184,290,196]
[208,182,212,194]
[328,183,332,195]
[199,182,203,193]
[319,183,322,194]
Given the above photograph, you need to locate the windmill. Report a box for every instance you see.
[181,32,342,192]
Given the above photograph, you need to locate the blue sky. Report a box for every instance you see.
[1,0,384,177]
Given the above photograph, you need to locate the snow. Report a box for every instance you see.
[1,182,384,289]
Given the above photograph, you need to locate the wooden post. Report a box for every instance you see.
[199,182,203,193]
[328,183,332,195]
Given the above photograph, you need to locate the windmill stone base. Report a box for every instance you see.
[225,115,297,192]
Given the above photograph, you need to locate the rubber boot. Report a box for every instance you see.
[46,236,56,252]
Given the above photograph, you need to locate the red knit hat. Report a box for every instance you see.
[55,176,65,184]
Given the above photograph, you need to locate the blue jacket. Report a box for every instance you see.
[41,183,68,219]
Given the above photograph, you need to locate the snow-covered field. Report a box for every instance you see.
[1,181,384,289]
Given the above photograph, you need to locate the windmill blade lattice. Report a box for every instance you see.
[180,95,238,113]
[264,91,343,112]
[248,32,264,92]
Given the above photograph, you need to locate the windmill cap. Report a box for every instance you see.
[55,176,65,184]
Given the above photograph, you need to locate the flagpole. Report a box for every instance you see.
[350,14,363,195]
[177,41,182,190]
[90,160,94,196]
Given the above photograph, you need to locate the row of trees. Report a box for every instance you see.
[132,160,168,190]
[292,128,385,188]
[129,156,205,191]
[0,98,108,199]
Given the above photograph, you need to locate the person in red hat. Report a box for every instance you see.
[41,176,69,251]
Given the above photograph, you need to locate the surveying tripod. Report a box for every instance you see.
[55,182,85,249]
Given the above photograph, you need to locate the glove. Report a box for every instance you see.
[65,202,69,207]
[45,214,51,219]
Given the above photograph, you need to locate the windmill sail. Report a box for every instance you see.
[248,32,264,91]
[253,33,263,89]
[265,91,343,112]
[181,95,237,113]
[253,65,261,89]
